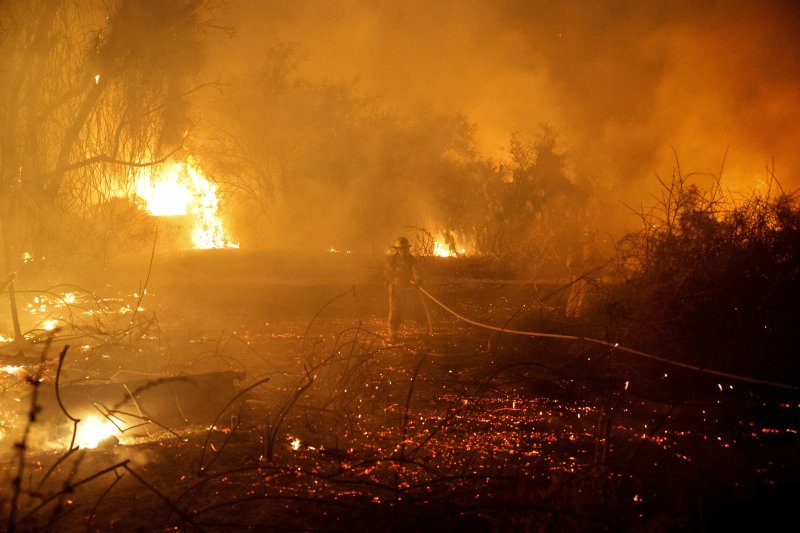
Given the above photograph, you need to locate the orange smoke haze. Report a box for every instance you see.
[209,0,800,197]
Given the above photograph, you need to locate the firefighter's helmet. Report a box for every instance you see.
[394,237,410,249]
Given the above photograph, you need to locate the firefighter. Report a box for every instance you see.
[385,236,423,343]
[565,227,601,318]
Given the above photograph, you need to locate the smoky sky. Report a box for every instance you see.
[209,0,800,196]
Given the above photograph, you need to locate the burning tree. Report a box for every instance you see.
[132,159,239,250]
[0,0,214,270]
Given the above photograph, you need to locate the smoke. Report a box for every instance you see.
[211,0,800,194]
[196,0,800,254]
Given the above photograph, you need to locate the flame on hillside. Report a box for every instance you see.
[134,160,239,249]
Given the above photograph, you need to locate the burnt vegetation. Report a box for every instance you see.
[1,1,799,531]
[606,169,800,384]
[1,173,799,531]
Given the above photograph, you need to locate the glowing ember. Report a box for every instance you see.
[290,437,302,450]
[0,333,12,343]
[75,415,118,449]
[134,160,239,249]
[1,365,25,376]
[42,319,59,331]
[63,293,76,305]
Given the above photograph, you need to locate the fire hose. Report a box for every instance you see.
[414,284,798,391]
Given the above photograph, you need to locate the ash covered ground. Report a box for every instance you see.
[1,250,798,531]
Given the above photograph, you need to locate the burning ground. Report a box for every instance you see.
[1,250,798,531]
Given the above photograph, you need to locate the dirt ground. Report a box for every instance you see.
[1,250,799,531]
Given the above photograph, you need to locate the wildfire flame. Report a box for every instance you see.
[75,415,119,449]
[432,232,466,258]
[433,241,465,258]
[134,160,239,249]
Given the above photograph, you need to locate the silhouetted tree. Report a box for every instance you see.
[198,43,491,249]
[0,0,210,267]
[477,127,594,278]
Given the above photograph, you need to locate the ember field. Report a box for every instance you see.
[1,251,799,531]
